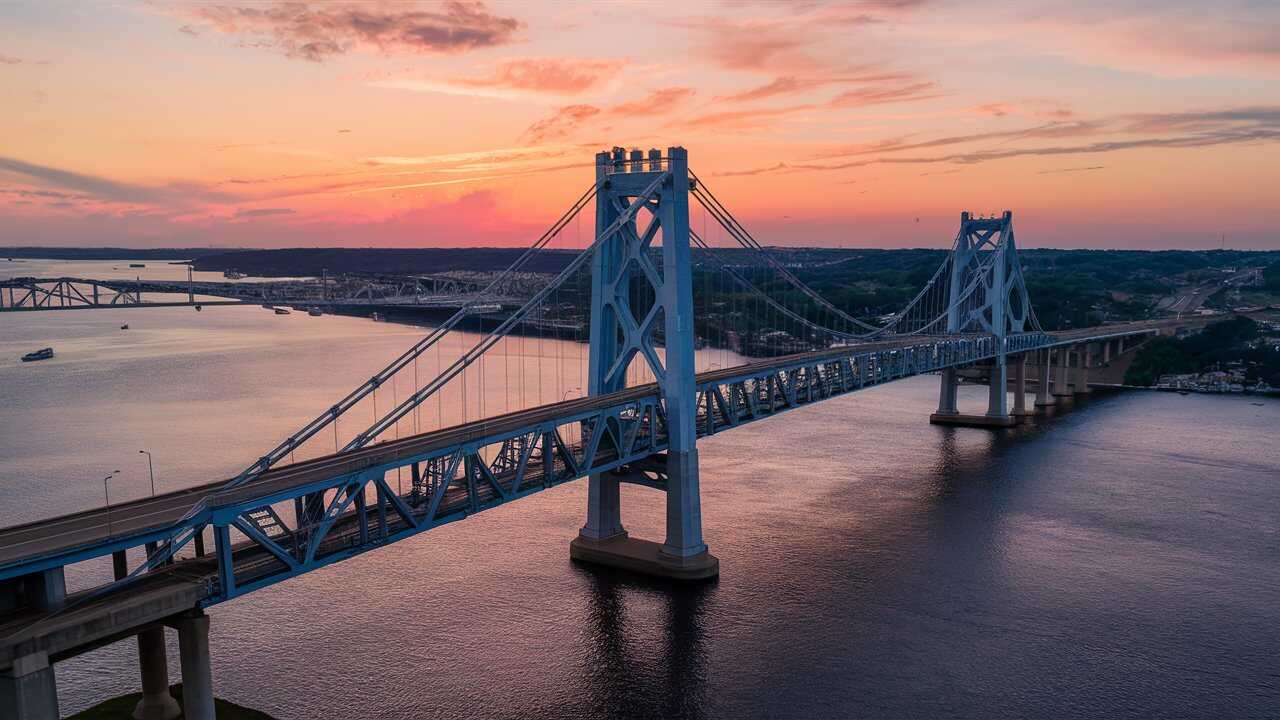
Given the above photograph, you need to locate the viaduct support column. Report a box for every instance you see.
[1011,353,1030,419]
[133,628,180,720]
[986,355,1008,419]
[175,611,214,720]
[1053,348,1073,398]
[1074,344,1092,394]
[0,653,58,720]
[1035,349,1054,408]
[936,368,959,415]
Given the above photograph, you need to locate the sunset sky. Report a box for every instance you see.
[2,1,1278,250]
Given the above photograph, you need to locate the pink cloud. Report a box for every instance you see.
[182,1,522,61]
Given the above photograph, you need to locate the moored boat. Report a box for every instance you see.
[274,307,291,315]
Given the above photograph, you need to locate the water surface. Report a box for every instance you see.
[1,293,1277,719]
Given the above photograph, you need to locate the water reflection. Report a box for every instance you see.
[578,569,714,720]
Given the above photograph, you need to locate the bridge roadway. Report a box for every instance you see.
[0,318,1191,667]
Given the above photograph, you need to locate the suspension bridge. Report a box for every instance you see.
[0,146,1200,720]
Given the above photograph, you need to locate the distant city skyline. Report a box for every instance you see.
[2,0,1278,249]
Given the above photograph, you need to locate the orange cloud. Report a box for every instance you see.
[451,57,626,95]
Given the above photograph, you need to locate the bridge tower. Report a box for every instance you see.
[570,146,718,580]
[932,211,1033,427]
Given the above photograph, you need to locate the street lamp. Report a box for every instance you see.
[138,449,156,496]
[563,388,582,445]
[102,470,121,537]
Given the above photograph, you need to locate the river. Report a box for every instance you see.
[1,261,1278,719]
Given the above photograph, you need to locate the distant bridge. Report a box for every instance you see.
[0,273,502,312]
[0,146,1208,720]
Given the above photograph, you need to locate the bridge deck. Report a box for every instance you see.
[0,319,1198,667]
[0,319,1188,575]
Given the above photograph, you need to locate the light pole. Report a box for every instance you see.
[102,470,120,537]
[564,388,581,445]
[138,449,156,496]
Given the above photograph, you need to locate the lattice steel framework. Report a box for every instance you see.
[581,146,706,559]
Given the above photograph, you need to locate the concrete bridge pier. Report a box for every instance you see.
[0,652,58,720]
[1034,349,1055,408]
[0,568,65,720]
[936,368,959,414]
[1074,344,1093,394]
[1011,353,1033,420]
[930,357,1016,428]
[1053,347,1074,398]
[133,628,180,720]
[174,611,215,720]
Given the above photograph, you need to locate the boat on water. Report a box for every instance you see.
[129,263,146,268]
[274,307,291,315]
[22,348,54,362]
[120,323,129,330]
[223,269,247,279]
[308,307,323,317]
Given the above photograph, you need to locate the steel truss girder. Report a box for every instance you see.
[205,330,1052,601]
[0,329,1104,599]
[0,277,140,310]
[201,393,671,602]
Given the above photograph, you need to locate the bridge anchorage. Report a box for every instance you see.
[1,145,1198,720]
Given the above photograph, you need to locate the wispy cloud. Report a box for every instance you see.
[829,81,940,108]
[1036,165,1105,175]
[718,106,1280,176]
[180,1,522,62]
[718,69,917,103]
[0,155,239,206]
[234,207,295,218]
[609,87,696,117]
[522,105,601,143]
[678,81,940,131]
[363,145,574,170]
[520,87,697,141]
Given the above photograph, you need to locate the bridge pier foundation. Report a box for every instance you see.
[175,611,214,720]
[0,652,58,720]
[930,361,1016,428]
[571,451,719,581]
